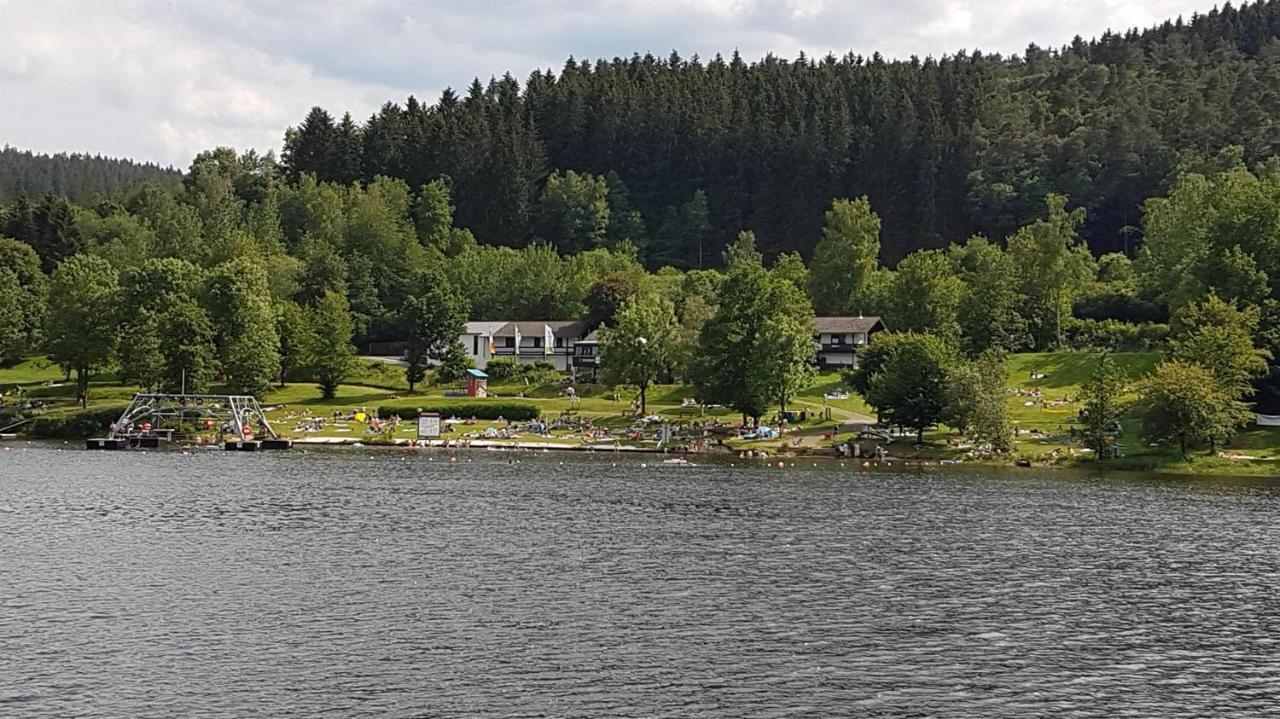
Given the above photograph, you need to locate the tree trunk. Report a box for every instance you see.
[917,426,924,444]
[76,368,88,408]
[1179,434,1186,457]
[639,382,647,416]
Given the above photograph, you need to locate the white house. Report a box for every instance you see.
[813,316,885,368]
[469,321,591,373]
[458,321,509,370]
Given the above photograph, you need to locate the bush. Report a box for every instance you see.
[435,346,474,384]
[377,400,539,421]
[481,357,561,384]
[28,406,128,439]
[483,357,521,380]
[1073,293,1169,324]
[1063,318,1168,351]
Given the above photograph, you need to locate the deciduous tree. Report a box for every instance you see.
[1141,360,1253,456]
[600,292,679,416]
[44,254,119,406]
[1079,352,1129,457]
[306,290,357,399]
[851,332,956,443]
[808,197,880,315]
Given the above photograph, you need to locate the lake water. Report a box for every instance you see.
[2,445,1279,717]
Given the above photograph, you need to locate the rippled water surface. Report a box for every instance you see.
[2,445,1279,717]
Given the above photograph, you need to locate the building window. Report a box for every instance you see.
[555,337,563,348]
[532,337,542,348]
[504,337,515,348]
[473,336,479,354]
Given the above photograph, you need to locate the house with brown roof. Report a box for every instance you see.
[813,316,885,368]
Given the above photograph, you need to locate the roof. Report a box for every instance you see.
[463,321,508,336]
[491,321,590,339]
[813,316,884,334]
[466,368,488,378]
[578,329,600,343]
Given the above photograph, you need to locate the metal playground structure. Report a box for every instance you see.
[86,393,291,451]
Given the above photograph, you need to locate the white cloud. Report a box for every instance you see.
[0,0,1210,167]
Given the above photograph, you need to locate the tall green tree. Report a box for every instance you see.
[599,292,679,416]
[535,170,609,253]
[886,249,965,341]
[944,350,1012,451]
[399,274,468,393]
[1168,294,1270,397]
[0,237,46,359]
[1141,360,1253,456]
[29,194,83,272]
[413,178,455,248]
[44,254,119,406]
[808,197,880,315]
[1007,194,1095,348]
[157,299,219,393]
[274,300,313,388]
[205,258,280,397]
[850,332,956,443]
[306,290,357,399]
[949,237,1030,354]
[1078,352,1129,457]
[693,232,814,422]
[771,252,809,294]
[117,310,166,391]
[0,270,25,360]
[754,308,817,416]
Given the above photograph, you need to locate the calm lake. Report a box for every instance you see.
[1,445,1278,717]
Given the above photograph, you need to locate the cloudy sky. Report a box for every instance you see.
[1,0,1209,168]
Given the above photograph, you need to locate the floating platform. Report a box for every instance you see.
[86,438,129,450]
[259,439,293,450]
[224,440,261,452]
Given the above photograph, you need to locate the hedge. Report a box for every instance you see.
[377,400,540,421]
[28,406,128,439]
[1062,318,1169,351]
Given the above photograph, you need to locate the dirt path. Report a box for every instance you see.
[793,399,876,426]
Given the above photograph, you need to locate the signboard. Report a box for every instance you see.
[417,412,441,439]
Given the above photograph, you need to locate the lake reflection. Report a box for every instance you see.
[2,445,1279,717]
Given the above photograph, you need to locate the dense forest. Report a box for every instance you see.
[279,0,1280,265]
[0,147,182,203]
[1,2,1280,437]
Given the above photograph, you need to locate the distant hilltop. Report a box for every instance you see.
[0,146,182,203]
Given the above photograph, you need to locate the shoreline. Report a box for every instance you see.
[7,428,1279,478]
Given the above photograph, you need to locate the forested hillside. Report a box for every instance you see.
[0,146,182,202]
[281,0,1280,265]
[3,1,1280,438]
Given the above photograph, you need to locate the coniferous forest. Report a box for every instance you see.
[279,1,1280,264]
[0,147,181,203]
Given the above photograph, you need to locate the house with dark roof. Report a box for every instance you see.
[571,329,601,379]
[813,316,884,368]
[486,320,591,372]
